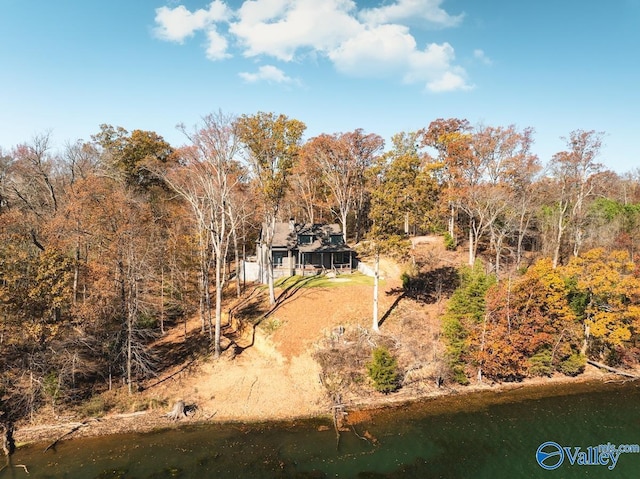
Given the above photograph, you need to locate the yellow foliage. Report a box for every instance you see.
[564,248,640,347]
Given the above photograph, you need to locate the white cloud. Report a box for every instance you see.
[474,49,493,65]
[329,24,416,77]
[230,0,361,61]
[239,65,296,84]
[330,26,473,91]
[427,71,474,92]
[152,0,476,92]
[205,29,230,60]
[154,1,231,42]
[359,0,464,28]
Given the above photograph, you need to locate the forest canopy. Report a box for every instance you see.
[1,115,640,422]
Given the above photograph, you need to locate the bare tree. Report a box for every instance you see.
[162,112,243,357]
[548,130,604,267]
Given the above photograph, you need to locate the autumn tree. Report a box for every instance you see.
[562,248,640,364]
[4,133,63,252]
[366,159,413,332]
[92,124,176,188]
[304,133,352,240]
[477,259,582,381]
[421,118,473,240]
[288,142,329,224]
[61,173,161,394]
[236,112,306,305]
[304,129,383,243]
[343,129,384,243]
[468,125,539,273]
[546,130,604,267]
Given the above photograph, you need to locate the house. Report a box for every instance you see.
[247,220,355,282]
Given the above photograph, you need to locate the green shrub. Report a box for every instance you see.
[450,364,469,385]
[80,396,109,418]
[261,317,282,335]
[559,353,586,376]
[137,312,157,329]
[367,346,400,393]
[529,350,553,377]
[443,232,457,251]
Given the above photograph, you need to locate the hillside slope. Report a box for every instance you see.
[15,237,459,443]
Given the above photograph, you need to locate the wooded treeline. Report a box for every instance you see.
[1,112,639,421]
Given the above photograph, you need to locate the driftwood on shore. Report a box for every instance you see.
[588,360,639,379]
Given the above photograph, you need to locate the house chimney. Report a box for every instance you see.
[289,217,295,232]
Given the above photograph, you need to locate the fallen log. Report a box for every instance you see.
[44,422,89,453]
[587,360,639,378]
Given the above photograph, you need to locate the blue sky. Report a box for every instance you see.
[1,0,639,173]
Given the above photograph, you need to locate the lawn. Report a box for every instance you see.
[274,271,379,289]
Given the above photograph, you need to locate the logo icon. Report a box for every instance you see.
[536,441,564,470]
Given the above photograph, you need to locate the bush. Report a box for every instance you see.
[559,353,586,376]
[367,346,400,393]
[444,232,457,251]
[260,317,282,335]
[529,350,553,377]
[79,396,109,418]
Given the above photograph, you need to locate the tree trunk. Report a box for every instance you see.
[449,203,455,238]
[166,400,187,421]
[127,299,134,395]
[552,201,568,269]
[468,220,475,266]
[372,252,380,332]
[341,209,349,244]
[1,422,15,457]
[267,254,276,305]
[265,216,277,305]
[214,255,223,358]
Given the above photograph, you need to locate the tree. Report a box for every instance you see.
[5,133,62,252]
[305,130,383,243]
[477,259,580,381]
[366,165,412,332]
[441,261,495,383]
[367,346,400,393]
[469,125,538,272]
[562,248,640,362]
[547,130,604,267]
[343,129,384,243]
[92,124,176,188]
[288,143,329,224]
[421,118,473,239]
[163,112,244,357]
[236,112,306,305]
[305,133,353,241]
[372,131,439,236]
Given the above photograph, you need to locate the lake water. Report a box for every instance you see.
[6,380,640,478]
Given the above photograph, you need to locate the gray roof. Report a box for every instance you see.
[270,222,353,253]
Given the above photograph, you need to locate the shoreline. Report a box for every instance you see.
[12,367,635,449]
